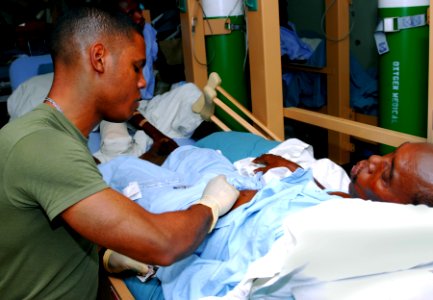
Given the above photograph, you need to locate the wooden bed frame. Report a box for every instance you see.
[181,0,433,164]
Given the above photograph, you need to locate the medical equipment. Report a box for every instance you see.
[181,0,433,165]
[201,0,250,131]
[377,0,429,154]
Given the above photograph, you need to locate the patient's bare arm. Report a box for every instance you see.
[253,154,302,173]
[253,153,325,188]
[252,154,351,197]
[128,110,179,165]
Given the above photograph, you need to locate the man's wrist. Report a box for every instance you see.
[196,198,219,233]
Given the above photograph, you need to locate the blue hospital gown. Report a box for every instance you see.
[98,145,337,300]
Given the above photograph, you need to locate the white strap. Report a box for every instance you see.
[380,14,426,32]
[374,13,427,55]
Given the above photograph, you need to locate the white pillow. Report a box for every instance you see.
[7,72,53,120]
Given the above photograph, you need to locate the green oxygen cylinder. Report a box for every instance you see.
[202,0,249,131]
[377,0,429,154]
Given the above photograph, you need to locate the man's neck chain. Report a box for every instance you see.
[44,96,63,113]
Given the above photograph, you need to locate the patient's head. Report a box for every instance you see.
[349,142,433,207]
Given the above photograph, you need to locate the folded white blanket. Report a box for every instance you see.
[204,198,433,299]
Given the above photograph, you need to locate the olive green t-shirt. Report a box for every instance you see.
[0,104,108,299]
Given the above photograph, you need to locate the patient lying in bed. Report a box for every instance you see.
[99,138,347,298]
[99,138,433,299]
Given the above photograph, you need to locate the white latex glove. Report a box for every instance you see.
[197,175,240,232]
[103,249,150,275]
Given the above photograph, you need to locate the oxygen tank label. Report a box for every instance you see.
[391,61,400,124]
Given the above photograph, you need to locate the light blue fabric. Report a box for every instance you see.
[98,146,336,300]
[123,277,165,300]
[87,131,101,154]
[157,170,333,300]
[8,54,53,91]
[141,23,159,100]
[98,146,263,214]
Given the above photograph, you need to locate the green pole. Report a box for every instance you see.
[378,0,429,153]
[203,1,250,132]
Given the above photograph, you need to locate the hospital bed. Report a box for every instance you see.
[104,2,433,295]
[7,50,433,300]
[6,3,433,298]
[7,58,433,300]
[100,72,433,300]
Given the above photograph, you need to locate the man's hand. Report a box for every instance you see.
[197,175,240,232]
[253,154,302,174]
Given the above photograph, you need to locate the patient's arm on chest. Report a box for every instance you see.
[129,110,179,165]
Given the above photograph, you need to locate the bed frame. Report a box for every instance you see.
[180,0,433,164]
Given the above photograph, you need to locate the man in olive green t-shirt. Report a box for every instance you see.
[0,7,239,298]
[0,105,107,298]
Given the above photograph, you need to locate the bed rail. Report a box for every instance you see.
[193,72,283,142]
[284,107,426,148]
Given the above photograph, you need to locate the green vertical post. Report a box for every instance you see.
[378,0,429,153]
[202,0,250,131]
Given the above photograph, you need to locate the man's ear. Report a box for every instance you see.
[90,43,105,73]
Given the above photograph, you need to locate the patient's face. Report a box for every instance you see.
[348,143,433,204]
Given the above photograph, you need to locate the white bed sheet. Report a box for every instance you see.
[206,198,433,300]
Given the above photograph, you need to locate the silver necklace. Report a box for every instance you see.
[44,96,63,113]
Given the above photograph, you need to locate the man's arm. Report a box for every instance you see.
[61,175,239,266]
[62,188,210,266]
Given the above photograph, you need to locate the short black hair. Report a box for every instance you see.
[49,6,142,65]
